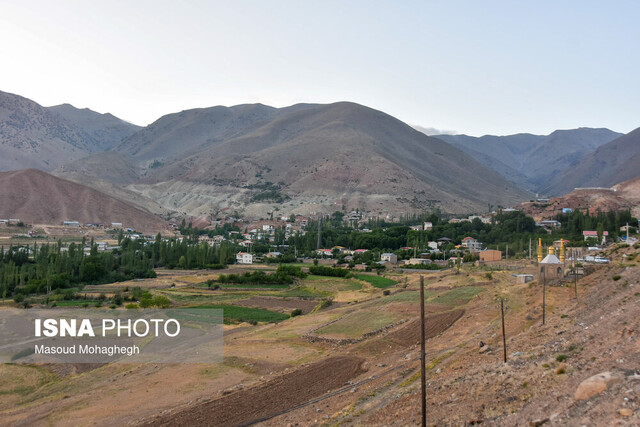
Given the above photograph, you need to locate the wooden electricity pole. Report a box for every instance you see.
[420,275,426,427]
[542,268,546,325]
[501,298,507,363]
[573,249,578,299]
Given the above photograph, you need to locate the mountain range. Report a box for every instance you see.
[1,88,640,224]
[70,102,532,217]
[432,128,623,193]
[0,90,139,172]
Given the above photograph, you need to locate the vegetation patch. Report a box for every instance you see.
[314,310,399,339]
[428,286,484,306]
[354,274,396,288]
[308,265,351,277]
[190,304,290,324]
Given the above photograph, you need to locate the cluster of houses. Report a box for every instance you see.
[60,221,125,229]
[0,218,21,225]
[307,235,505,269]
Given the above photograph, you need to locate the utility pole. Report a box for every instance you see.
[420,275,426,427]
[573,249,578,299]
[506,244,509,260]
[529,238,532,259]
[542,268,546,325]
[501,298,507,363]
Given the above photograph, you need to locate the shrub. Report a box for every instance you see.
[13,294,24,304]
[109,304,117,309]
[383,290,391,296]
[113,292,124,306]
[308,265,350,277]
[276,265,307,279]
[151,295,171,308]
[290,308,302,317]
[125,303,139,309]
[320,298,334,309]
[612,275,621,281]
[555,354,567,362]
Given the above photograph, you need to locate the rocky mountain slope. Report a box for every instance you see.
[0,90,140,172]
[0,168,167,232]
[546,127,640,196]
[434,128,622,192]
[113,102,531,217]
[0,91,93,171]
[48,103,140,151]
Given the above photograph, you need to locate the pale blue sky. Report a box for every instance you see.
[1,0,638,136]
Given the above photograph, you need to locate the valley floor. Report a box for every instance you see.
[1,246,639,426]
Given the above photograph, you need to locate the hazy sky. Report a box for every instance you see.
[1,0,638,136]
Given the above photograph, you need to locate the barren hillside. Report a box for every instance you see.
[118,102,531,217]
[0,91,93,171]
[546,127,640,195]
[434,128,622,192]
[0,169,168,232]
[48,103,140,151]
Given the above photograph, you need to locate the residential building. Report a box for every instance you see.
[583,230,609,245]
[315,249,333,257]
[236,252,253,264]
[380,253,398,264]
[461,237,482,251]
[405,258,432,265]
[479,250,501,262]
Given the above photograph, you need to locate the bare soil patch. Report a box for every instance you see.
[389,308,465,346]
[141,355,366,427]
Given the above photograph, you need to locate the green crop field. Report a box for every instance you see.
[190,305,290,324]
[354,274,397,288]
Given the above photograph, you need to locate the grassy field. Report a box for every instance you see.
[427,286,484,306]
[314,310,400,339]
[190,305,290,324]
[304,275,363,291]
[354,274,397,289]
[53,300,101,307]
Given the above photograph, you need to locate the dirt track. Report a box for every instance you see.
[389,309,465,346]
[140,355,366,427]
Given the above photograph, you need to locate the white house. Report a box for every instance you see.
[461,237,482,251]
[423,222,433,231]
[380,253,398,264]
[236,252,253,264]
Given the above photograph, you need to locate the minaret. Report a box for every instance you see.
[537,238,543,263]
[559,239,565,263]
